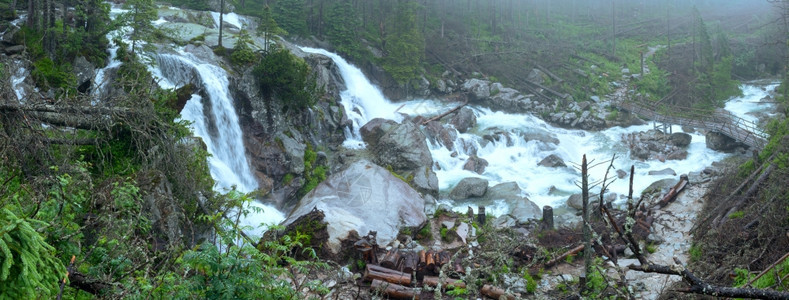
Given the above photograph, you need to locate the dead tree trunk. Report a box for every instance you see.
[370,279,421,299]
[363,265,411,286]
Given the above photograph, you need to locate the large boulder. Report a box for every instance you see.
[463,155,488,174]
[281,160,427,255]
[449,107,477,133]
[73,56,95,93]
[484,182,541,223]
[449,177,489,200]
[705,131,742,152]
[364,121,433,171]
[461,79,491,100]
[670,132,692,147]
[360,118,398,145]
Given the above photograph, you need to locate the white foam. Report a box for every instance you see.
[211,12,244,29]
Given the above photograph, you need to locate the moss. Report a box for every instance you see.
[728,210,745,219]
[416,223,431,241]
[282,173,294,185]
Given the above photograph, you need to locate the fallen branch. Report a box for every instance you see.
[746,252,789,288]
[422,276,465,290]
[421,100,468,125]
[715,164,775,227]
[628,260,789,299]
[654,175,688,208]
[545,244,584,268]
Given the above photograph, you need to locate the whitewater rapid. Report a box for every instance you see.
[298,48,776,215]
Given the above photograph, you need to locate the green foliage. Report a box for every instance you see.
[728,210,745,219]
[0,208,67,298]
[689,243,703,262]
[416,222,431,241]
[254,47,319,113]
[297,144,327,198]
[381,0,424,85]
[230,29,257,66]
[121,0,158,53]
[583,258,607,297]
[256,4,283,52]
[446,285,468,297]
[32,57,77,95]
[522,271,537,293]
[733,257,789,290]
[646,243,658,254]
[272,0,306,36]
[325,0,363,60]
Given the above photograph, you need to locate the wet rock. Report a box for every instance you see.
[279,133,306,174]
[538,154,567,168]
[617,169,628,179]
[666,149,688,160]
[449,177,489,200]
[485,182,523,200]
[423,121,455,150]
[492,215,517,228]
[461,78,491,100]
[72,56,95,94]
[705,131,743,152]
[281,160,427,256]
[642,178,678,196]
[567,193,583,210]
[670,132,692,147]
[449,107,477,133]
[411,166,439,198]
[363,121,433,171]
[509,198,541,223]
[463,155,488,174]
[648,168,676,176]
[360,118,398,145]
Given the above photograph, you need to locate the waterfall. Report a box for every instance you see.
[155,53,257,192]
[300,47,401,148]
[152,52,285,234]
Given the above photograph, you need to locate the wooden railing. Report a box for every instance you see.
[611,98,768,149]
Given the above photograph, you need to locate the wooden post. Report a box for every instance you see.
[542,205,554,229]
[478,206,486,225]
[640,50,644,77]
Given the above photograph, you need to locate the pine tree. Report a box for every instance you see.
[325,0,361,59]
[123,0,157,54]
[382,0,424,85]
[0,208,66,298]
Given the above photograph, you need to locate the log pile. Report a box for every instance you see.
[359,248,514,299]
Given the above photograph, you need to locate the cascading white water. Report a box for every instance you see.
[303,47,776,215]
[300,47,401,148]
[151,51,285,234]
[155,52,258,192]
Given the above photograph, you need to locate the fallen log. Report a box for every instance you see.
[534,63,564,83]
[655,175,688,208]
[544,244,585,268]
[628,260,789,300]
[370,279,421,299]
[481,284,516,300]
[381,249,402,270]
[425,251,436,273]
[422,276,466,289]
[524,79,569,100]
[402,251,418,274]
[363,265,411,286]
[421,100,468,125]
[715,163,776,227]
